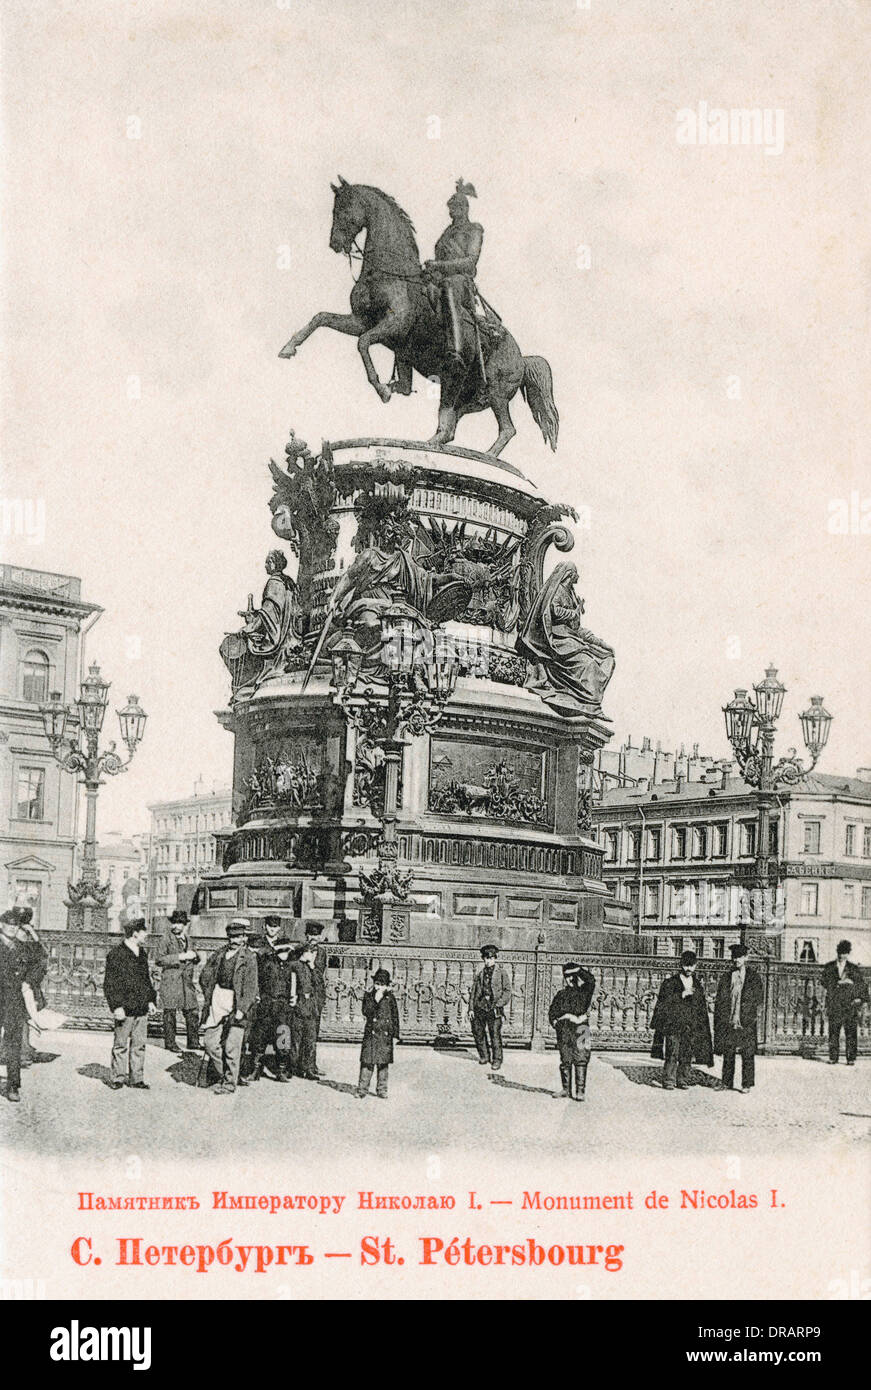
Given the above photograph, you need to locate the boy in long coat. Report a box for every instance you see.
[548,961,596,1100]
[357,968,401,1099]
[650,950,714,1090]
[156,909,201,1052]
[713,942,764,1092]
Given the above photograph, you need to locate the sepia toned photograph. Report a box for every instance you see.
[0,0,869,1340]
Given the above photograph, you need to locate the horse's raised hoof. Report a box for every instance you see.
[278,341,298,359]
[375,383,392,403]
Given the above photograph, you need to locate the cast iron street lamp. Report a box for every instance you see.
[41,663,147,919]
[723,664,832,948]
[330,603,459,943]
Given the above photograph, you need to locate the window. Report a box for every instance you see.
[672,827,687,859]
[709,884,727,921]
[692,826,708,859]
[803,821,821,855]
[20,649,49,703]
[797,940,818,964]
[670,884,689,918]
[862,885,871,919]
[647,827,662,860]
[712,823,728,857]
[843,884,856,918]
[799,882,819,916]
[739,822,757,857]
[711,938,725,960]
[16,766,45,820]
[14,879,42,929]
[864,826,871,858]
[769,821,779,855]
[604,831,618,863]
[845,824,856,856]
[629,830,642,861]
[643,883,661,919]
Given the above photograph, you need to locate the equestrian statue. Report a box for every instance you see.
[279,178,559,458]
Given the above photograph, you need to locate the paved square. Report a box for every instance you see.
[3,1029,868,1160]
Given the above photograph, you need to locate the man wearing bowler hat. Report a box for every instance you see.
[714,942,764,1093]
[469,944,511,1070]
[650,949,714,1090]
[155,909,201,1052]
[821,939,867,1066]
[199,920,258,1094]
[548,961,596,1101]
[103,918,157,1091]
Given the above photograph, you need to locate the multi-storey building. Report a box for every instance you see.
[592,765,871,963]
[145,782,232,924]
[0,565,101,930]
[94,830,147,932]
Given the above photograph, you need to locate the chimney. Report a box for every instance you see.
[675,773,684,792]
[692,742,699,758]
[642,736,651,752]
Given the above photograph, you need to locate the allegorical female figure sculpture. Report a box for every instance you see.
[517,561,614,716]
[220,550,299,695]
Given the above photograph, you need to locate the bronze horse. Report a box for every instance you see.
[279,179,559,458]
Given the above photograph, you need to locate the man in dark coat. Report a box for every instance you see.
[103,919,157,1090]
[199,920,259,1094]
[289,942,320,1080]
[548,961,596,1100]
[469,944,512,1070]
[251,937,296,1082]
[301,920,329,1075]
[10,906,50,1067]
[650,950,714,1090]
[155,909,200,1052]
[714,943,764,1092]
[0,909,44,1102]
[357,968,401,1099]
[821,939,868,1065]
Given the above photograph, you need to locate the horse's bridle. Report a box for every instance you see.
[346,235,422,285]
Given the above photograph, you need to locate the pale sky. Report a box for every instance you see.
[1,0,869,836]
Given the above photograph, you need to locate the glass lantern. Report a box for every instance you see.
[799,695,833,759]
[117,694,148,753]
[753,665,786,724]
[76,662,110,734]
[723,689,755,747]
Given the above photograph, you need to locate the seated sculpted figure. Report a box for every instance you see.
[221,550,299,694]
[516,561,614,716]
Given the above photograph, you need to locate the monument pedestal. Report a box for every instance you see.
[205,438,628,952]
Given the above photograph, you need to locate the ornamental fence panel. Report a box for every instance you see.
[38,932,870,1054]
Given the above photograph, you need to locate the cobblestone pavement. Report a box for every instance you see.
[2,1029,868,1160]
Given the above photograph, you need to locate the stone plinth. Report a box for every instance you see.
[204,438,627,951]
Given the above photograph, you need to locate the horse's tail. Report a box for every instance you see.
[520,355,559,451]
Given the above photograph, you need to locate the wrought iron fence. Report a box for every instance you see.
[39,930,870,1054]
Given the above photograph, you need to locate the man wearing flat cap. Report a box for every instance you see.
[155,909,201,1053]
[548,962,596,1100]
[650,950,714,1091]
[199,920,258,1094]
[713,942,764,1092]
[251,922,296,1082]
[469,944,512,1071]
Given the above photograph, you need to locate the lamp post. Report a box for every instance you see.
[40,663,147,930]
[330,605,459,944]
[723,665,832,950]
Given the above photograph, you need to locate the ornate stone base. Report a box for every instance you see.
[208,437,628,952]
[65,901,110,933]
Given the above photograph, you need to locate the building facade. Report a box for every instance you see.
[592,765,871,963]
[145,783,232,925]
[0,565,101,931]
[94,830,148,932]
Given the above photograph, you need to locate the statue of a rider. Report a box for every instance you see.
[424,178,484,372]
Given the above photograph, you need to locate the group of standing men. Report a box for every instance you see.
[104,913,328,1095]
[650,938,868,1092]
